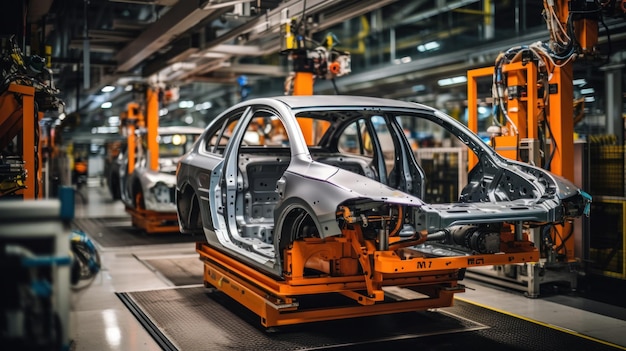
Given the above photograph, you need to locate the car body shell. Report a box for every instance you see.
[116,126,203,213]
[176,95,589,278]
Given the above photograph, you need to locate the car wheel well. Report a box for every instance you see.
[109,173,121,199]
[131,179,144,209]
[178,183,203,234]
[278,207,320,254]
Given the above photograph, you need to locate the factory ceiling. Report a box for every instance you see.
[25,0,626,135]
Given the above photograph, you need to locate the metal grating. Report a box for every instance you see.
[588,199,626,279]
[72,217,203,248]
[141,257,204,286]
[589,144,625,197]
[117,287,486,351]
[117,286,622,351]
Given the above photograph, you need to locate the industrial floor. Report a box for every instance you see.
[69,180,626,351]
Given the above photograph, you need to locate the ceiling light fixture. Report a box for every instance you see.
[101,85,116,93]
[580,88,595,95]
[417,41,440,52]
[437,76,467,86]
[178,100,195,109]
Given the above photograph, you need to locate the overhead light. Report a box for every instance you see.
[108,116,120,126]
[194,101,213,111]
[437,75,467,86]
[124,85,133,91]
[91,126,119,134]
[393,56,412,64]
[573,79,587,86]
[200,52,229,59]
[101,85,116,93]
[417,41,440,52]
[171,62,197,71]
[178,100,195,109]
[201,0,243,9]
[580,88,595,95]
[584,96,595,102]
[101,102,112,109]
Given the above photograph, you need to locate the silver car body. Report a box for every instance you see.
[120,126,203,213]
[176,96,589,277]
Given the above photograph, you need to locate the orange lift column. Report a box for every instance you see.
[293,72,315,144]
[465,1,598,292]
[124,102,141,175]
[11,83,37,199]
[146,87,159,172]
[125,87,178,234]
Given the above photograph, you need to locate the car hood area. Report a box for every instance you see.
[318,157,590,237]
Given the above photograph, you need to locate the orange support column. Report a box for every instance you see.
[525,62,539,140]
[293,72,315,145]
[37,111,44,198]
[293,72,314,95]
[9,84,36,199]
[146,88,159,171]
[467,66,494,168]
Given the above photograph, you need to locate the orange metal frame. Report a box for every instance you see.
[467,63,540,167]
[124,87,179,234]
[0,84,40,199]
[467,63,575,261]
[126,206,179,234]
[124,102,141,175]
[146,87,159,172]
[197,223,537,327]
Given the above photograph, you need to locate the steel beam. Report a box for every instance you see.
[115,1,229,72]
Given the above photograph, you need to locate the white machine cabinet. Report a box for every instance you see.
[0,199,72,350]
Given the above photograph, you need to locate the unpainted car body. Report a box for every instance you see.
[117,126,203,213]
[176,96,589,278]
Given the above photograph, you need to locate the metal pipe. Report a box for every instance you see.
[378,218,389,251]
[83,0,90,89]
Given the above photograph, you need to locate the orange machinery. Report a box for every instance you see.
[464,0,611,294]
[281,17,351,143]
[0,83,42,199]
[121,86,178,233]
[197,221,537,327]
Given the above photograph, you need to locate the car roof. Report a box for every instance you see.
[249,95,436,111]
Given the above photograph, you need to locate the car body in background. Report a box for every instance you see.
[115,126,203,213]
[104,137,126,200]
[176,95,589,278]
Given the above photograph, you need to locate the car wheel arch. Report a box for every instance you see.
[274,200,324,261]
[177,183,201,232]
[130,177,145,209]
